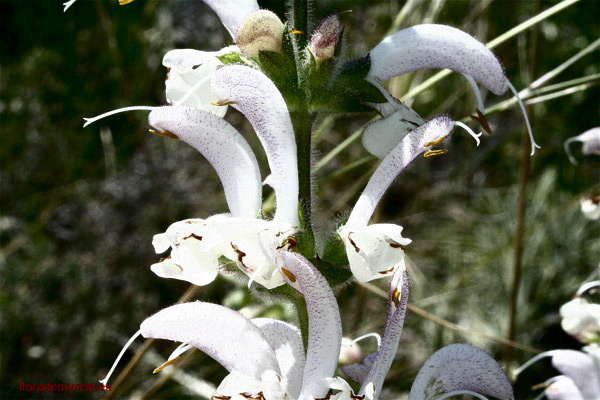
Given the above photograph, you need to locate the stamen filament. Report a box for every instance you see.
[465,75,486,113]
[351,332,382,349]
[577,280,600,296]
[563,136,580,165]
[507,81,540,156]
[513,350,557,377]
[99,330,142,386]
[83,106,155,127]
[454,121,483,146]
[153,356,180,374]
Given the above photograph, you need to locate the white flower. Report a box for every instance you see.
[148,66,299,289]
[364,24,538,156]
[101,251,344,400]
[564,127,600,165]
[339,116,455,282]
[560,280,600,343]
[515,349,600,400]
[560,297,600,343]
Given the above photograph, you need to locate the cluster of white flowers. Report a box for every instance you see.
[73,0,539,398]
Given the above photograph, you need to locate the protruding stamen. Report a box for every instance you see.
[351,332,382,349]
[513,351,556,377]
[470,108,493,136]
[99,330,142,386]
[62,0,77,12]
[119,0,135,5]
[424,137,444,147]
[564,136,580,165]
[577,280,600,296]
[83,106,155,128]
[289,29,305,35]
[149,129,179,140]
[454,121,483,146]
[424,149,448,157]
[465,75,486,114]
[507,81,540,156]
[153,356,180,374]
[153,342,193,373]
[210,99,235,106]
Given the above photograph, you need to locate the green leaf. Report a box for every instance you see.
[320,232,349,268]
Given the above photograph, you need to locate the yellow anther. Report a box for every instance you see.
[470,108,493,135]
[392,288,400,307]
[289,28,305,35]
[531,382,549,390]
[149,129,179,140]
[153,356,180,374]
[281,267,297,283]
[424,137,444,147]
[424,149,448,158]
[118,0,135,5]
[210,99,235,106]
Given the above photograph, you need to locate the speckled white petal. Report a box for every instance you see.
[252,318,305,399]
[212,66,299,226]
[276,251,342,400]
[149,106,261,218]
[362,108,424,159]
[347,116,455,228]
[361,266,410,396]
[408,343,513,400]
[339,224,412,283]
[140,302,280,380]
[202,0,259,39]
[544,376,585,400]
[551,350,600,400]
[368,24,508,95]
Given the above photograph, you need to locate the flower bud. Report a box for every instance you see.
[236,10,284,57]
[309,15,341,62]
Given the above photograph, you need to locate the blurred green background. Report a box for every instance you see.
[1,0,598,398]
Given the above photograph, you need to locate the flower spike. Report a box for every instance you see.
[148,106,262,219]
[212,65,299,226]
[276,251,343,399]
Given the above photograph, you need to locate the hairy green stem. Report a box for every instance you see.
[291,111,316,257]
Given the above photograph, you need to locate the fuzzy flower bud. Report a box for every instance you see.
[236,10,284,57]
[309,15,341,62]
